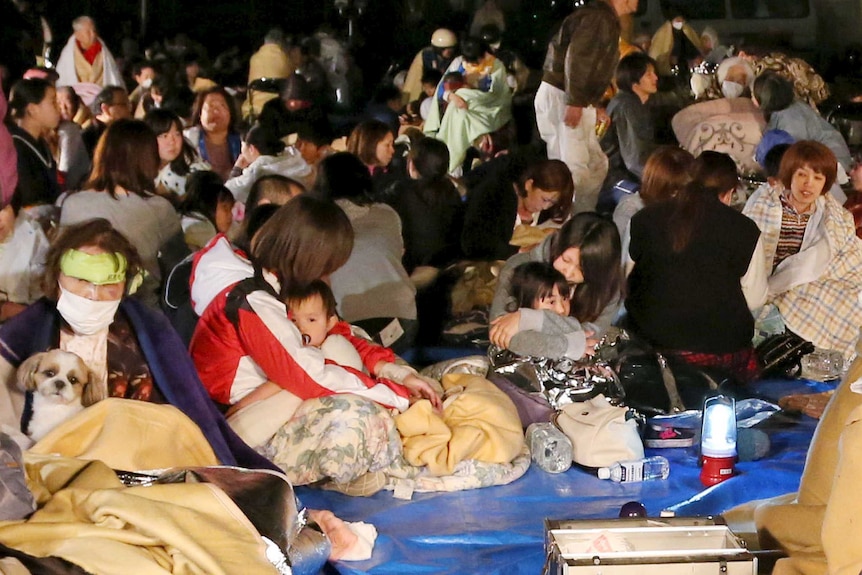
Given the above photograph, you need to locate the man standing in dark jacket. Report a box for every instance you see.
[535,0,638,215]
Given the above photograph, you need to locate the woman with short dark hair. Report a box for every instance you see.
[597,52,659,214]
[60,119,181,305]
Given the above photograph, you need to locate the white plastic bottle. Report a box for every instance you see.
[526,422,573,473]
[598,456,670,483]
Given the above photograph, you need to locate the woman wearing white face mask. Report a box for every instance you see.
[0,218,272,470]
[672,57,766,175]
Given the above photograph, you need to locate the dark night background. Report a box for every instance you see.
[1,0,579,93]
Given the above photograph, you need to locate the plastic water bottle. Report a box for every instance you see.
[526,422,573,473]
[800,348,844,381]
[597,456,670,483]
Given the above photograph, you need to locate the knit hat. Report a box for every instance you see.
[756,129,795,168]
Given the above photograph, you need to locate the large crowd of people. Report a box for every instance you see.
[1,0,862,571]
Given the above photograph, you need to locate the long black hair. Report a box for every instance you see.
[549,213,622,323]
[144,108,199,176]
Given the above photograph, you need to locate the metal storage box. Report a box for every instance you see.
[545,517,757,575]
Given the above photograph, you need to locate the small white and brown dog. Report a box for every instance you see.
[17,350,105,441]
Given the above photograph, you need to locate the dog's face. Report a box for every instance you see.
[17,350,99,406]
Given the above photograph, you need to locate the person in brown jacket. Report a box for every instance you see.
[534,0,639,215]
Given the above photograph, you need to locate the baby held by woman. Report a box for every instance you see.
[288,280,443,411]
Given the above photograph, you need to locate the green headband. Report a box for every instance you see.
[59,249,129,285]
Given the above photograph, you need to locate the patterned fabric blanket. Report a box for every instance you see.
[743,186,862,361]
[257,393,530,493]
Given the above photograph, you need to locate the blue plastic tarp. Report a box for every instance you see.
[296,377,832,574]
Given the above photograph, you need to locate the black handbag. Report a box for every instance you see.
[602,331,743,417]
[756,332,815,379]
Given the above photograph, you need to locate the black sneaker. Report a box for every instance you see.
[644,425,696,448]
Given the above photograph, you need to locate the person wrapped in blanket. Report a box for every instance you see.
[423,36,512,174]
[0,218,266,470]
[743,141,862,363]
[190,196,440,491]
[489,213,624,360]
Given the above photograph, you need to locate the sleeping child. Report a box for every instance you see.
[505,261,598,360]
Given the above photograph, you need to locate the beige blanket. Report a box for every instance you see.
[725,330,862,575]
[0,454,276,575]
[395,373,524,476]
[28,398,220,470]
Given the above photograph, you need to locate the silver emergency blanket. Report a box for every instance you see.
[488,331,626,409]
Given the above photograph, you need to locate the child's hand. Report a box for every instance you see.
[403,374,443,412]
[489,311,520,349]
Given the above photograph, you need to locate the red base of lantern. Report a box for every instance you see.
[700,455,735,486]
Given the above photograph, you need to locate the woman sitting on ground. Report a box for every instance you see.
[314,152,419,353]
[183,86,242,181]
[461,156,574,261]
[423,36,513,174]
[190,196,438,490]
[144,107,209,201]
[60,119,182,307]
[346,119,405,204]
[8,78,61,208]
[743,141,862,361]
[613,146,696,256]
[489,212,623,360]
[0,218,267,468]
[391,136,464,274]
[626,151,767,381]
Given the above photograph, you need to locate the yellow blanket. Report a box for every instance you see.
[725,333,862,575]
[395,373,524,476]
[28,398,219,471]
[0,454,276,575]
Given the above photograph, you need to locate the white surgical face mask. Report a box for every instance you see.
[56,285,121,335]
[672,20,684,30]
[721,80,745,99]
[141,78,153,89]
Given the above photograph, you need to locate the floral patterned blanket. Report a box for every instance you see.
[257,393,530,493]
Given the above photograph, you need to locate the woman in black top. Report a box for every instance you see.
[626,151,766,381]
[461,155,573,261]
[391,137,463,273]
[8,78,61,207]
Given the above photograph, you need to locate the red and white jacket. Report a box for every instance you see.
[189,237,410,412]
